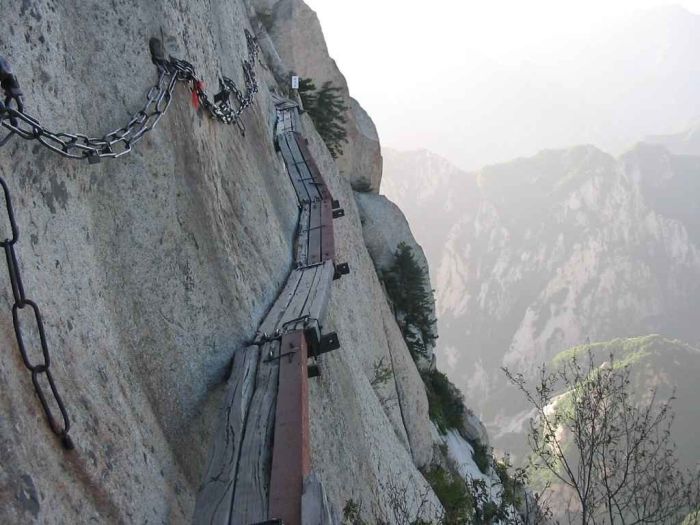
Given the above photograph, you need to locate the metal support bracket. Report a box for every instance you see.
[318,332,340,355]
[307,363,320,378]
[305,328,340,359]
[333,262,350,280]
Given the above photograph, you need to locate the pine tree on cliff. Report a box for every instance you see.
[298,78,348,158]
[383,242,437,357]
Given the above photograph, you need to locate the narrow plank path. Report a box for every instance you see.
[194,94,342,525]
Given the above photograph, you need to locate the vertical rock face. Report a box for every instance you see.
[253,0,383,191]
[1,2,296,522]
[302,122,441,520]
[0,1,441,523]
[355,192,437,369]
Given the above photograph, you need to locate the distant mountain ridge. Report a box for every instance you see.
[382,142,700,451]
[380,5,700,172]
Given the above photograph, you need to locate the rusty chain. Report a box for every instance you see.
[0,30,259,162]
[0,30,259,450]
[0,176,73,449]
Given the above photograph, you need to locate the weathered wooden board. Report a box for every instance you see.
[305,261,334,326]
[278,133,309,202]
[255,270,303,341]
[295,204,311,267]
[291,109,302,133]
[193,345,260,525]
[294,134,333,201]
[268,331,310,525]
[308,201,322,265]
[278,265,319,333]
[276,109,296,135]
[195,96,340,525]
[230,340,281,524]
[287,131,306,165]
[286,133,321,202]
[270,93,298,109]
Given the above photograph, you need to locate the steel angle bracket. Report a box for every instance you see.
[307,329,340,359]
[333,262,350,280]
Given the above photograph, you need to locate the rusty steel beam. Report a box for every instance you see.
[268,330,311,525]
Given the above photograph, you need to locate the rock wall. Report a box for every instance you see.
[0,1,435,523]
[303,118,440,520]
[251,0,383,192]
[355,192,437,368]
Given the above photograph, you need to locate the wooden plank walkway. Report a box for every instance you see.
[268,330,310,524]
[194,95,343,525]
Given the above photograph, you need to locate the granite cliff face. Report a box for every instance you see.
[0,1,431,523]
[250,0,383,192]
[383,144,700,451]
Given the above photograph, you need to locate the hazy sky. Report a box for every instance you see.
[304,1,700,170]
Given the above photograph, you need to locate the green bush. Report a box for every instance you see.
[382,242,437,358]
[470,440,491,475]
[424,466,473,524]
[370,357,394,387]
[422,369,464,433]
[342,499,366,525]
[298,78,348,158]
[493,458,524,508]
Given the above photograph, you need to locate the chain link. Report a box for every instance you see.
[0,29,260,449]
[0,176,73,449]
[158,30,260,134]
[0,30,259,162]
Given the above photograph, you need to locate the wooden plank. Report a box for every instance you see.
[294,134,333,201]
[286,134,321,202]
[294,157,322,203]
[268,331,310,525]
[303,262,334,347]
[291,109,302,133]
[278,133,310,203]
[308,201,322,265]
[295,204,311,267]
[193,345,260,525]
[320,199,335,262]
[256,269,303,341]
[230,340,281,524]
[305,261,334,326]
[278,265,318,333]
[287,132,306,165]
[275,110,285,136]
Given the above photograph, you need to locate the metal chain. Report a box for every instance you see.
[0,29,260,450]
[0,30,259,162]
[157,29,260,133]
[0,176,73,449]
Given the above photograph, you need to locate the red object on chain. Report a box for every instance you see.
[191,80,205,110]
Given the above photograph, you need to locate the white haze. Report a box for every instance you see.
[305,0,700,171]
